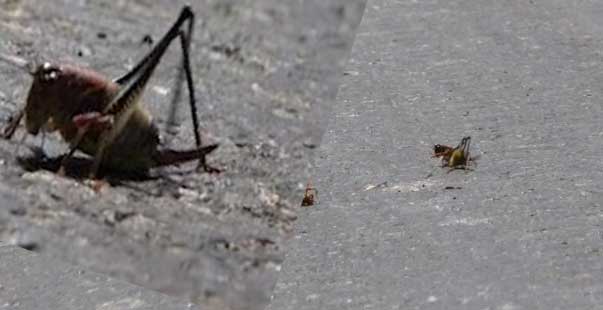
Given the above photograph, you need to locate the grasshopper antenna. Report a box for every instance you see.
[0,53,37,75]
[1,109,23,139]
[0,53,34,140]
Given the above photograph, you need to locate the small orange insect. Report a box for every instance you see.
[301,181,317,207]
[432,136,476,172]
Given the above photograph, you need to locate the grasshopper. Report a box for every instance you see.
[433,136,475,172]
[0,6,221,181]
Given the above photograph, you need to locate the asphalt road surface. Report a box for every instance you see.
[269,0,603,309]
[0,1,365,309]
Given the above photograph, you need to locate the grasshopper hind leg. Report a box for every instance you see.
[176,24,221,173]
[117,5,221,173]
[102,6,221,176]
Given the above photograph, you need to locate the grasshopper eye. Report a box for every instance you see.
[37,62,62,82]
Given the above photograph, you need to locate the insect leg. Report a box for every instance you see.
[464,137,471,165]
[57,127,88,175]
[111,6,195,91]
[89,141,107,179]
[1,109,23,139]
[174,14,220,173]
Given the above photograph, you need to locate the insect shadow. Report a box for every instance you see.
[14,144,203,198]
[16,145,158,184]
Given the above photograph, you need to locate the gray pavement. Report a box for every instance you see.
[0,1,364,309]
[0,243,202,310]
[269,0,603,309]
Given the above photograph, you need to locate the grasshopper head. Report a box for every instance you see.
[24,62,63,135]
[434,144,450,155]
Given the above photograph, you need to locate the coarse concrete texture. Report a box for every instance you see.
[0,242,202,310]
[0,1,365,309]
[268,0,603,309]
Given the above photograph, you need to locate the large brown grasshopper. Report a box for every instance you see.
[0,6,221,181]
